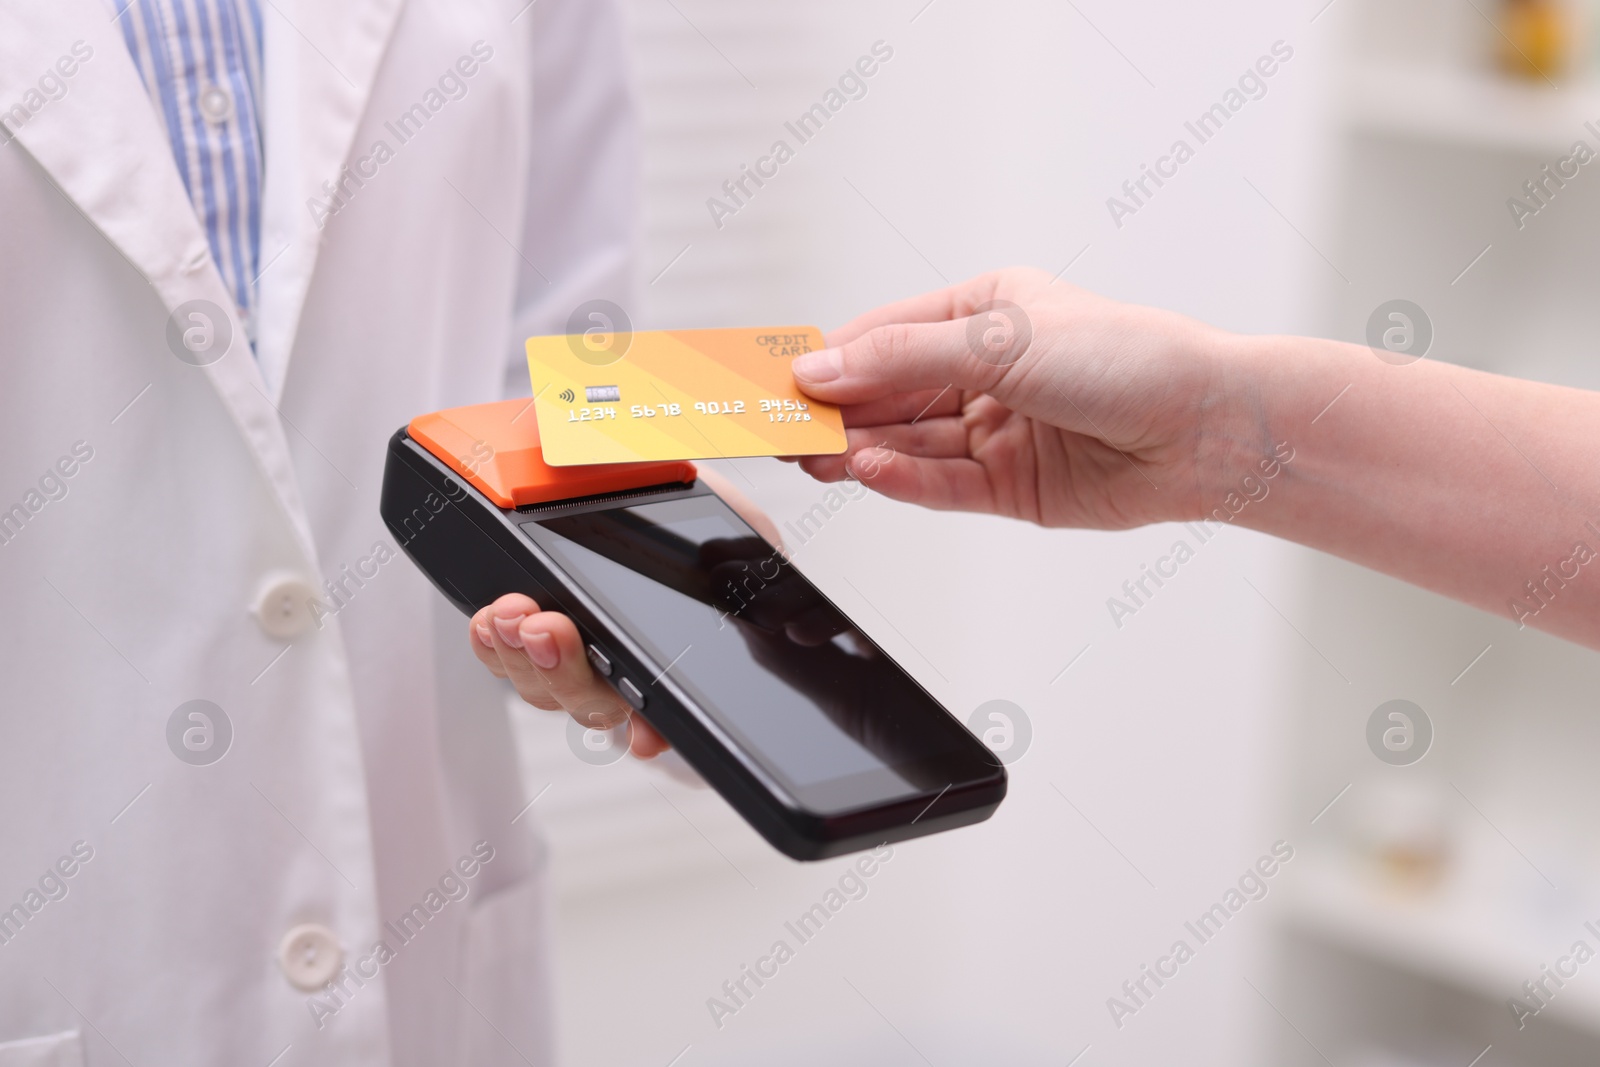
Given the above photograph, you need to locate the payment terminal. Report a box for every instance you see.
[381,399,1006,860]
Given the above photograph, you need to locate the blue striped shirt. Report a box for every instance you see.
[111,0,264,346]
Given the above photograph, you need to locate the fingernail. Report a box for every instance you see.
[492,615,525,648]
[524,631,559,670]
[791,348,842,383]
[847,445,894,481]
[475,622,493,647]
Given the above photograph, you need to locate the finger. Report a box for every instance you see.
[517,612,634,726]
[468,606,508,678]
[630,716,670,759]
[796,452,855,483]
[487,607,616,723]
[838,386,962,429]
[797,419,968,482]
[840,446,997,513]
[823,273,1005,347]
[849,418,970,459]
[485,614,562,711]
[794,318,1024,408]
[474,594,546,679]
[483,598,672,758]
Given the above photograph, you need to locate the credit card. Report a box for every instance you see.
[526,326,848,466]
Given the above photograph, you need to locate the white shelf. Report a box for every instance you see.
[1279,850,1600,1037]
[1340,62,1600,155]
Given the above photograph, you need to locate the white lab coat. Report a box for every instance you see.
[0,0,637,1063]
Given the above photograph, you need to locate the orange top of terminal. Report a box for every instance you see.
[408,399,697,509]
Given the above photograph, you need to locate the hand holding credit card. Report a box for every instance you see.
[526,326,848,466]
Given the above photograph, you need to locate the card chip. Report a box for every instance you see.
[586,385,620,403]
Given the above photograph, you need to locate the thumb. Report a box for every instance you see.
[791,313,1033,406]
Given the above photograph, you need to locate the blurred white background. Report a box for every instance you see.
[507,2,1600,1065]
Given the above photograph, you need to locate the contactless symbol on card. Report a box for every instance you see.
[527,326,848,466]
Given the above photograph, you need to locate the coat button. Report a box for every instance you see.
[252,571,320,640]
[277,923,343,991]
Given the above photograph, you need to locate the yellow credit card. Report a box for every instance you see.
[526,326,848,466]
